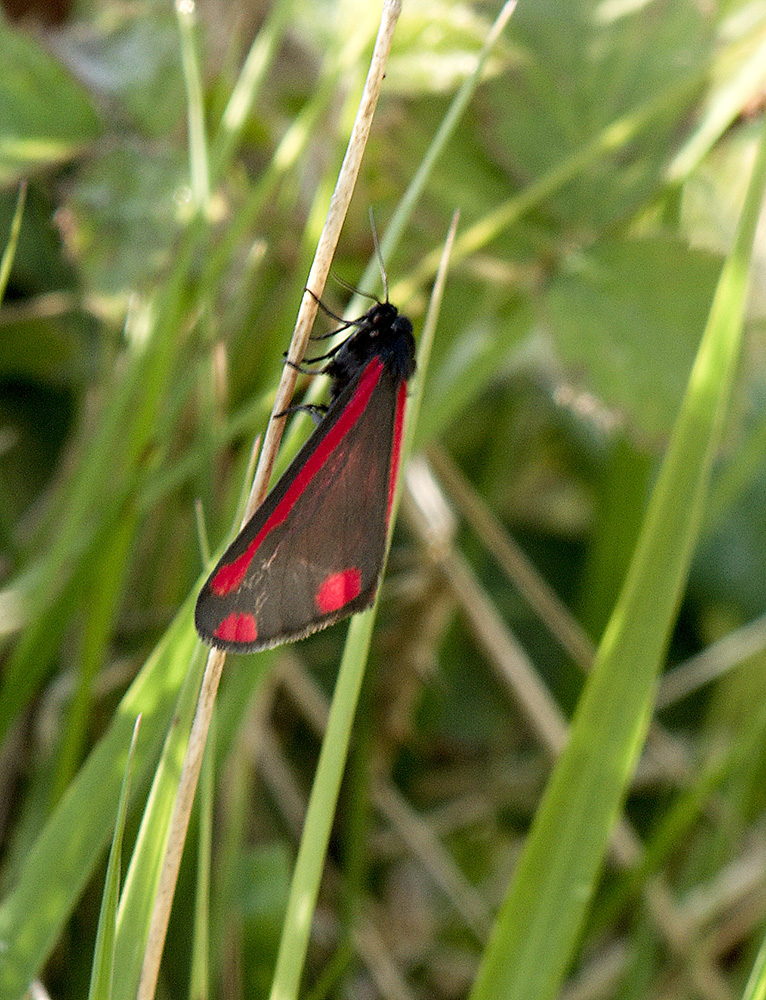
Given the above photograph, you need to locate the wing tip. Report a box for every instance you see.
[195,585,379,654]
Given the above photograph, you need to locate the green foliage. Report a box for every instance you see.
[0,18,100,184]
[1,1,766,999]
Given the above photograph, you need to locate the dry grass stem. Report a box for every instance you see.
[137,4,402,996]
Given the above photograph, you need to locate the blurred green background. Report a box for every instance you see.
[1,0,766,997]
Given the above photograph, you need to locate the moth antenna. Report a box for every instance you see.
[305,286,354,327]
[330,270,380,304]
[369,208,388,303]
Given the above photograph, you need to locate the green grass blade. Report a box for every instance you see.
[189,714,215,1000]
[87,716,142,1000]
[267,215,458,1000]
[266,610,375,1000]
[51,502,140,805]
[0,598,199,1000]
[354,2,515,301]
[176,0,210,211]
[0,180,26,305]
[469,115,766,1000]
[110,640,209,1000]
[210,0,298,178]
[742,928,766,1000]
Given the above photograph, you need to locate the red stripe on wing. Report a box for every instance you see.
[211,357,385,596]
[386,381,408,525]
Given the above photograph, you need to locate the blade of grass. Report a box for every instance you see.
[266,211,459,1000]
[352,2,515,304]
[190,713,215,1000]
[110,639,211,1000]
[51,500,140,805]
[742,926,766,1000]
[210,0,299,179]
[469,114,766,1000]
[87,716,142,1000]
[0,596,199,1000]
[176,0,211,212]
[0,180,26,305]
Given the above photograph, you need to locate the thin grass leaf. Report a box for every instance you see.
[87,715,142,1000]
[51,502,140,805]
[110,639,212,1000]
[189,714,215,1000]
[0,180,26,305]
[742,928,766,1000]
[469,114,766,1000]
[210,0,299,178]
[0,597,199,1000]
[176,0,210,211]
[266,213,458,1000]
[353,1,515,302]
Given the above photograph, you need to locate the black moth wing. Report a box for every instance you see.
[194,357,405,652]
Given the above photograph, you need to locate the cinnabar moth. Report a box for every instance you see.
[194,297,416,652]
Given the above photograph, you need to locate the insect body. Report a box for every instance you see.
[194,300,416,652]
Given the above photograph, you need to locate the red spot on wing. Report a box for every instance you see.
[386,382,408,524]
[211,359,385,596]
[315,568,362,613]
[214,612,258,644]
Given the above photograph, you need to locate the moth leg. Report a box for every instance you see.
[283,339,346,367]
[304,286,365,340]
[283,357,318,375]
[274,402,327,426]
